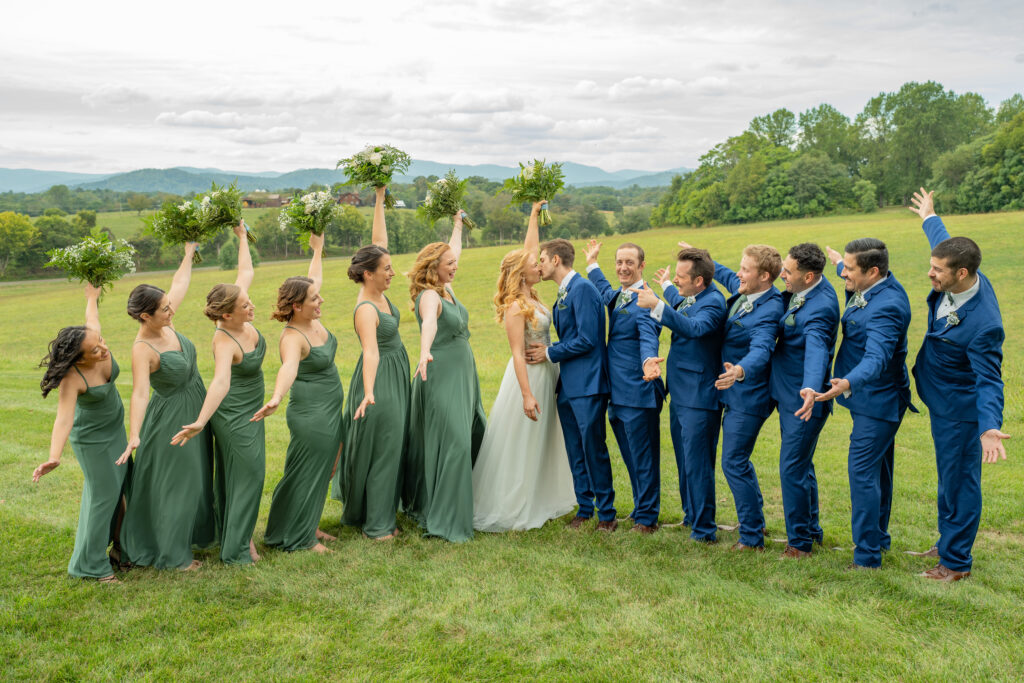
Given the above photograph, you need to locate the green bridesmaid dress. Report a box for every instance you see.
[404,287,486,542]
[332,298,410,538]
[67,356,129,578]
[210,327,266,565]
[121,330,215,569]
[264,327,345,551]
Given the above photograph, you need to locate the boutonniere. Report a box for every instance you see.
[556,286,567,304]
[676,295,697,311]
[741,300,754,314]
[945,311,960,327]
[850,292,868,309]
[615,290,633,310]
[788,297,805,312]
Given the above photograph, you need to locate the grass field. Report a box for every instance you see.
[2,208,1022,680]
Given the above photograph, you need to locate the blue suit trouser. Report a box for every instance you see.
[670,402,721,541]
[931,417,983,572]
[778,410,828,551]
[609,403,661,527]
[848,410,904,568]
[720,406,769,547]
[556,393,616,522]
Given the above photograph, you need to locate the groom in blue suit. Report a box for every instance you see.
[633,247,727,543]
[773,243,840,557]
[907,189,1008,581]
[706,243,785,551]
[584,240,665,533]
[816,238,916,570]
[527,238,617,530]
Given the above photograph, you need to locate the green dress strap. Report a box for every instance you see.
[283,325,313,346]
[134,339,161,354]
[215,327,245,354]
[72,365,89,388]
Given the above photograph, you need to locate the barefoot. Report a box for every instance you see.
[98,575,121,584]
[373,531,398,541]
[249,540,261,563]
[310,542,332,554]
[178,559,203,572]
[315,529,337,543]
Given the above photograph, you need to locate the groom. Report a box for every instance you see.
[526,238,617,530]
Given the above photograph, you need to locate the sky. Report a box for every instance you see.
[2,0,1022,175]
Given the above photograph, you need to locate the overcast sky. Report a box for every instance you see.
[2,0,1022,174]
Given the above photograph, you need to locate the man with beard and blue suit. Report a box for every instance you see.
[905,188,1009,582]
[633,247,727,543]
[525,238,617,531]
[816,238,916,570]
[684,241,784,551]
[773,243,840,558]
[583,240,665,534]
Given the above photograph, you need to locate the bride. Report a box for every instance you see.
[472,201,576,531]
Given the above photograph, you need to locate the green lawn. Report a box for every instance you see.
[2,208,1022,679]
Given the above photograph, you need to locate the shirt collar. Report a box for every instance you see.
[795,275,823,300]
[623,279,644,291]
[745,288,770,304]
[859,273,889,296]
[948,275,981,307]
[559,270,577,290]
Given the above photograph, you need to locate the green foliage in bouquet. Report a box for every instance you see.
[146,181,247,263]
[196,182,253,244]
[502,159,565,226]
[45,228,137,292]
[336,144,412,209]
[278,191,339,240]
[417,170,477,230]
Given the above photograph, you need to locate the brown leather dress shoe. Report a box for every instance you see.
[730,542,765,551]
[596,519,618,532]
[919,563,970,582]
[567,515,590,529]
[846,562,880,571]
[905,545,939,558]
[630,523,658,534]
[781,545,811,558]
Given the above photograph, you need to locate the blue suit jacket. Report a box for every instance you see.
[659,284,726,411]
[715,263,784,418]
[588,267,665,408]
[832,266,914,422]
[912,216,1004,438]
[548,271,610,399]
[770,276,840,418]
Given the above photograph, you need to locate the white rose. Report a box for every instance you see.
[369,152,383,166]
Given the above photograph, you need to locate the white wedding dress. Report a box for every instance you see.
[472,304,576,531]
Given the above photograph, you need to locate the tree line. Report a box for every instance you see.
[652,82,1024,227]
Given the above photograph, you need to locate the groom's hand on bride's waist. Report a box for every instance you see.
[525,342,548,364]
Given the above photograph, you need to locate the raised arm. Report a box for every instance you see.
[233,220,254,293]
[307,232,324,289]
[32,376,81,481]
[713,262,742,296]
[371,187,387,249]
[117,344,155,465]
[352,305,381,420]
[448,214,464,263]
[414,290,441,381]
[909,188,952,248]
[166,242,198,314]
[84,284,101,332]
[504,302,540,421]
[171,336,235,446]
[525,201,542,256]
[251,332,305,421]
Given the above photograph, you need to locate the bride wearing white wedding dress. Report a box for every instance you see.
[472,202,575,531]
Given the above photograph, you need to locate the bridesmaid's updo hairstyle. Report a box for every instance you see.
[39,326,87,398]
[271,276,314,322]
[126,284,165,322]
[407,242,451,308]
[348,245,390,284]
[205,283,242,322]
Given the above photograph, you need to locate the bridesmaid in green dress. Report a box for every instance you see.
[331,186,410,540]
[404,213,487,542]
[171,222,265,565]
[33,284,128,583]
[117,242,215,571]
[252,232,344,554]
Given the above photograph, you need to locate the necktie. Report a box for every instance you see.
[729,294,748,318]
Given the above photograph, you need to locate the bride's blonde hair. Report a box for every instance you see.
[494,248,539,326]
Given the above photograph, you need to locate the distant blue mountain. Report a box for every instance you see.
[0,161,690,194]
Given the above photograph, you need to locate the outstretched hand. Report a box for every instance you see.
[814,377,850,402]
[795,388,817,421]
[171,422,205,446]
[232,219,247,239]
[251,397,281,422]
[584,239,602,265]
[715,362,743,390]
[353,394,375,420]
[415,354,433,381]
[909,187,936,220]
[825,246,842,266]
[116,437,139,466]
[677,239,693,250]
[32,459,60,482]
[981,429,1010,464]
[654,266,671,285]
[642,357,664,382]
[629,282,659,310]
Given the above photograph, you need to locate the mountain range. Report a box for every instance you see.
[0,161,689,194]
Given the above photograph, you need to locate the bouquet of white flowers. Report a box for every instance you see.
[418,170,476,230]
[336,144,412,209]
[196,182,252,243]
[147,182,248,263]
[502,159,565,226]
[278,190,338,238]
[46,229,137,292]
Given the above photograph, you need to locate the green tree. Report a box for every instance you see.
[617,207,652,234]
[749,108,797,148]
[126,192,150,215]
[327,205,368,247]
[853,179,878,212]
[0,211,38,276]
[996,94,1024,124]
[217,236,261,270]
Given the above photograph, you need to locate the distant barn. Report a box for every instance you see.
[243,193,290,208]
[337,192,362,206]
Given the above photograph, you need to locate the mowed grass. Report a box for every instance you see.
[1,208,1022,680]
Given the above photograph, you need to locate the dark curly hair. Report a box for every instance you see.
[39,326,87,398]
[271,276,314,322]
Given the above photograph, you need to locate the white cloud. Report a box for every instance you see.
[155,111,292,129]
[608,76,686,100]
[447,90,524,114]
[227,127,302,145]
[685,76,731,96]
[571,80,604,99]
[81,84,149,108]
[551,118,615,140]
